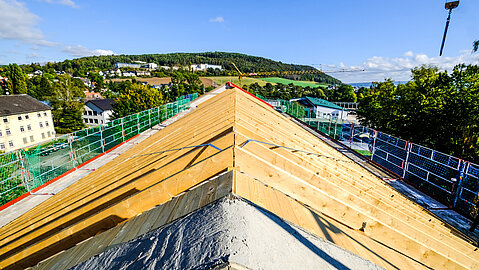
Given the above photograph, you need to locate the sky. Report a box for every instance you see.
[0,0,478,83]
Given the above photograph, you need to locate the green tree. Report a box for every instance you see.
[112,83,164,118]
[5,64,28,94]
[50,75,86,133]
[88,72,105,89]
[37,76,54,100]
[329,84,357,102]
[357,64,479,163]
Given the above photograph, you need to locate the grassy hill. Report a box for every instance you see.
[25,52,341,85]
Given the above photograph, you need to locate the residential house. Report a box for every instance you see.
[83,99,115,126]
[0,94,56,151]
[291,96,349,120]
[73,77,92,88]
[122,71,136,77]
[84,92,104,101]
[136,71,151,76]
[0,77,8,91]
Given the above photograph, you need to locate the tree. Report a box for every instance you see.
[4,64,28,94]
[357,64,479,163]
[329,84,357,102]
[112,83,164,118]
[88,72,105,89]
[37,76,54,100]
[50,75,86,133]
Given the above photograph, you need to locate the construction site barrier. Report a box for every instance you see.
[264,98,479,218]
[0,93,198,207]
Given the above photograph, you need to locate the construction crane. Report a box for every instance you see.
[231,62,364,87]
[440,0,460,56]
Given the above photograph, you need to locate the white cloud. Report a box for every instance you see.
[329,51,479,83]
[0,0,56,46]
[39,0,78,8]
[26,52,42,59]
[403,51,414,57]
[209,16,224,23]
[62,45,115,57]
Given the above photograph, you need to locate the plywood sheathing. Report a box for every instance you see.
[0,87,478,270]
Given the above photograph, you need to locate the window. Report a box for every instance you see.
[20,126,25,132]
[39,122,43,128]
[0,143,4,150]
[6,129,11,135]
[88,111,93,116]
[37,112,41,117]
[41,133,45,139]
[25,114,29,120]
[45,121,49,127]
[30,135,34,142]
[27,124,31,131]
[18,115,22,121]
[23,137,28,144]
[43,112,47,116]
[94,119,98,124]
[3,117,8,123]
[93,111,98,116]
[47,131,51,137]
[8,141,13,147]
[89,119,93,123]
[0,130,2,137]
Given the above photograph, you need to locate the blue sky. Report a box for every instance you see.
[0,0,478,82]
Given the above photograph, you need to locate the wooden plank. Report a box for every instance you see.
[0,91,236,237]
[234,172,460,270]
[234,119,468,242]
[234,148,477,268]
[0,148,234,269]
[32,170,234,270]
[0,128,235,257]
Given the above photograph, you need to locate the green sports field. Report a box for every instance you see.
[260,77,326,88]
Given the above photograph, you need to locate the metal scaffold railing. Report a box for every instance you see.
[0,93,198,207]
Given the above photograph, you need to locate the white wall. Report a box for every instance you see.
[315,106,348,120]
[82,105,113,126]
[0,110,56,151]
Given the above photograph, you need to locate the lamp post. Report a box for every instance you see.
[439,1,460,56]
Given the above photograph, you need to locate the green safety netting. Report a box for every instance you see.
[0,152,27,205]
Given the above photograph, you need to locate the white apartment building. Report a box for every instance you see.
[0,95,56,152]
[115,63,142,69]
[83,99,115,126]
[190,64,223,71]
